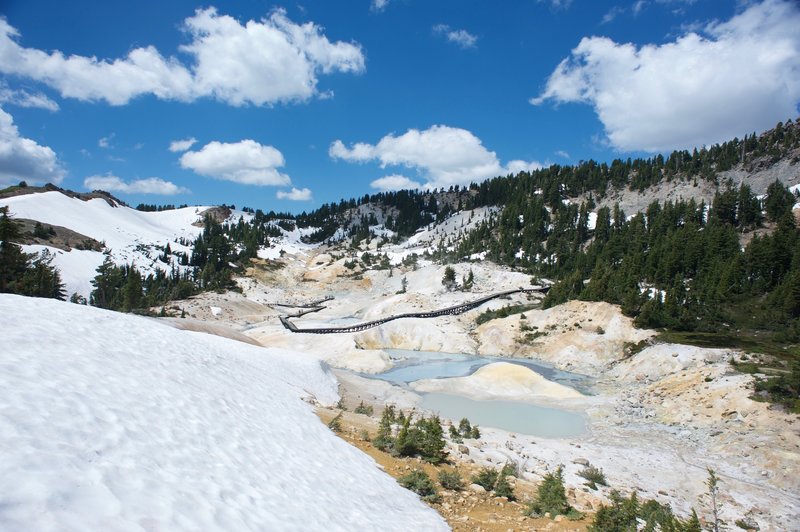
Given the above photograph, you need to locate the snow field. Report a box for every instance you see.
[0,295,447,531]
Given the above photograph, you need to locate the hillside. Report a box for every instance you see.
[0,294,447,531]
[0,190,230,298]
[1,120,799,530]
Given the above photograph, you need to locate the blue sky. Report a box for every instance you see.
[0,0,798,212]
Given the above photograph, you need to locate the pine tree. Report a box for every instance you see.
[442,265,457,290]
[0,207,29,293]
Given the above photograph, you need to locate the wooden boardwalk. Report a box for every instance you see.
[279,286,549,334]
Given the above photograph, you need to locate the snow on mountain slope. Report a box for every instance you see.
[22,244,105,300]
[0,295,448,532]
[0,191,220,298]
[0,191,206,252]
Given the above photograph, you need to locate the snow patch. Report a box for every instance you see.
[0,295,447,531]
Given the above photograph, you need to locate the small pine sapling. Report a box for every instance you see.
[471,467,499,491]
[437,470,464,491]
[398,469,440,503]
[327,412,343,433]
[494,474,515,501]
[448,424,463,443]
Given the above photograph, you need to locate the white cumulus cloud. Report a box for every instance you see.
[531,0,800,152]
[330,125,541,190]
[276,187,312,201]
[83,174,189,195]
[0,8,364,107]
[433,25,478,49]
[370,174,423,192]
[371,0,390,12]
[0,107,64,186]
[0,83,59,111]
[169,137,197,152]
[98,133,114,149]
[180,139,291,186]
[537,0,574,10]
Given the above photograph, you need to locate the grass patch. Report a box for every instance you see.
[657,330,799,360]
[476,303,538,325]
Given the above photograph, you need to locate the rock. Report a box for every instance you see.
[658,490,668,496]
[573,458,590,466]
[458,444,470,455]
[469,483,487,493]
[554,515,565,522]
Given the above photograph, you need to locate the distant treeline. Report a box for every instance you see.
[89,213,271,313]
[135,203,189,212]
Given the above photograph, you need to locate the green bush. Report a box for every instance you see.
[578,465,608,490]
[476,304,537,325]
[373,408,447,463]
[437,470,464,491]
[398,469,440,503]
[525,465,569,517]
[457,417,480,439]
[589,491,701,531]
[327,413,342,433]
[494,474,515,500]
[501,462,518,478]
[448,424,463,443]
[372,405,396,451]
[354,401,374,416]
[472,467,499,491]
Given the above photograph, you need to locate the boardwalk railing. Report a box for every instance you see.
[279,286,549,334]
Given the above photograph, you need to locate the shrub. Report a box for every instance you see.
[327,413,342,433]
[398,469,440,503]
[578,465,608,490]
[438,470,464,491]
[525,465,569,517]
[457,417,481,439]
[354,401,374,416]
[735,517,759,530]
[472,467,499,491]
[373,405,396,451]
[501,462,518,478]
[589,491,701,532]
[373,408,446,463]
[494,474,515,500]
[448,424,463,443]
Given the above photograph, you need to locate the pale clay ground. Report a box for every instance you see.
[168,246,800,531]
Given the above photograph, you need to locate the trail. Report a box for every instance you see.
[279,287,548,334]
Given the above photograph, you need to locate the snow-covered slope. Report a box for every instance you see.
[0,295,447,531]
[0,191,218,298]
